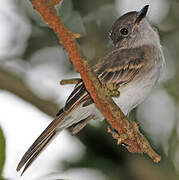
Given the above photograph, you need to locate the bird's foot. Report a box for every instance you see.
[106,82,120,97]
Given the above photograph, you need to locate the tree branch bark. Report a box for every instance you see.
[29,0,161,162]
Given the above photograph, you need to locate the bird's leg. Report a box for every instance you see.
[105,82,120,97]
[60,78,81,85]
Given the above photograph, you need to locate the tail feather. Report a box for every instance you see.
[20,131,58,175]
[16,82,92,174]
[16,110,66,174]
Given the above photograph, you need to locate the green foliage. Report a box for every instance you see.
[0,127,5,180]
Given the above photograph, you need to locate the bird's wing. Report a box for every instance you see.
[93,45,151,87]
[66,45,151,109]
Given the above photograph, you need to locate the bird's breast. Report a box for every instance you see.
[112,64,161,115]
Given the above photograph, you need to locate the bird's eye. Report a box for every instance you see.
[120,28,128,36]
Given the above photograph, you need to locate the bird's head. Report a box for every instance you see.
[109,5,150,48]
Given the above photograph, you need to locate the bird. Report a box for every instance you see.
[16,5,165,175]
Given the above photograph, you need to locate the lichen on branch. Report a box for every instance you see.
[30,0,161,162]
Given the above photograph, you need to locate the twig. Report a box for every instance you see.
[60,78,81,85]
[29,0,161,162]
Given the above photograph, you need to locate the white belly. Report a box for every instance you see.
[113,67,160,115]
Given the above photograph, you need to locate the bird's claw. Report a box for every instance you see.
[106,83,120,97]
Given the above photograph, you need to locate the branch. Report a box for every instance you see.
[29,0,161,162]
[0,67,58,117]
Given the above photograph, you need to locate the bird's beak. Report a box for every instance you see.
[134,5,149,26]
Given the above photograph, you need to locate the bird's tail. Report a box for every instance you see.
[16,108,68,175]
[17,81,91,175]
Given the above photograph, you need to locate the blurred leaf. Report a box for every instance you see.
[66,11,86,34]
[0,126,5,180]
[56,0,73,21]
[73,0,115,15]
[57,0,86,35]
[19,0,47,27]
